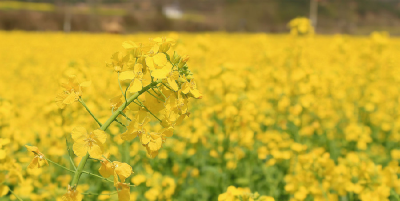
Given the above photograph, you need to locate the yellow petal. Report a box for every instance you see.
[150,45,160,54]
[119,71,135,81]
[145,57,155,71]
[160,127,174,137]
[71,127,87,142]
[55,92,68,109]
[88,144,103,159]
[168,77,179,91]
[134,63,143,73]
[140,134,151,145]
[28,157,40,169]
[153,53,167,66]
[151,68,169,79]
[137,110,148,123]
[129,79,142,93]
[146,147,158,158]
[115,162,132,181]
[99,161,113,178]
[114,171,119,187]
[190,89,202,99]
[63,92,78,105]
[73,142,88,157]
[25,145,39,153]
[117,183,130,201]
[148,138,162,152]
[176,114,186,126]
[93,130,107,144]
[120,131,136,141]
[181,82,190,94]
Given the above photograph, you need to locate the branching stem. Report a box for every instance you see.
[78,98,102,127]
[45,158,76,173]
[70,80,162,188]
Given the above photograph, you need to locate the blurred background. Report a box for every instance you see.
[0,0,399,34]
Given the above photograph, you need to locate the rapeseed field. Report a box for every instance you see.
[1,20,400,201]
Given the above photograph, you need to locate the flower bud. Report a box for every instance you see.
[178,55,190,68]
[186,75,194,80]
[171,52,181,64]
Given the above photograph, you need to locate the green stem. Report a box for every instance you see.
[151,87,160,96]
[82,171,114,184]
[156,87,167,100]
[65,137,76,170]
[162,82,174,91]
[78,99,102,127]
[9,188,23,201]
[46,158,75,173]
[114,118,127,128]
[119,111,131,121]
[70,153,89,188]
[69,80,162,188]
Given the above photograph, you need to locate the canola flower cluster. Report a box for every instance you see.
[1,18,400,200]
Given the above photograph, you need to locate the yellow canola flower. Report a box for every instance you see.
[118,63,145,93]
[181,79,202,99]
[71,127,107,159]
[110,95,124,111]
[140,128,173,158]
[141,132,163,157]
[98,159,133,187]
[122,41,142,58]
[153,37,176,53]
[25,145,48,169]
[147,53,174,79]
[61,185,83,201]
[106,51,130,72]
[166,71,180,91]
[120,110,150,141]
[55,75,91,109]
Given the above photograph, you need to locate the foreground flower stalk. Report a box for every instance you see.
[21,37,202,201]
[70,79,162,188]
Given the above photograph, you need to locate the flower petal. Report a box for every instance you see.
[153,53,167,66]
[99,161,113,178]
[119,71,135,81]
[129,79,142,93]
[117,182,130,201]
[28,157,40,169]
[93,129,107,144]
[115,162,132,182]
[71,127,87,142]
[88,144,103,159]
[73,142,88,157]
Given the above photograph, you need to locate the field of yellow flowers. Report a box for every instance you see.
[1,25,400,201]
